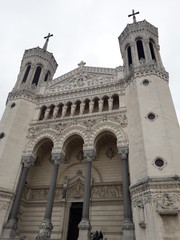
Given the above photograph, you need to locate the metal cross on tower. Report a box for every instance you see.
[43,33,53,51]
[128,9,139,23]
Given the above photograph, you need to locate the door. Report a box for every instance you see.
[67,202,83,240]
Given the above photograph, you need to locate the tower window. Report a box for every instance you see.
[0,132,5,139]
[44,71,50,82]
[149,41,156,61]
[136,40,145,60]
[32,66,42,85]
[22,64,31,83]
[39,106,47,120]
[127,46,132,66]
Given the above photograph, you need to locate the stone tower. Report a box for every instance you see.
[0,15,180,240]
[0,39,57,238]
[118,16,180,239]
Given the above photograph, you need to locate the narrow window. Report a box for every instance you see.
[48,105,55,119]
[57,104,63,118]
[137,40,145,60]
[66,102,72,116]
[149,41,156,61]
[39,106,47,120]
[44,71,50,82]
[32,66,42,85]
[102,96,109,111]
[127,46,132,66]
[93,98,99,113]
[84,99,90,114]
[22,64,31,83]
[112,94,119,110]
[74,101,81,115]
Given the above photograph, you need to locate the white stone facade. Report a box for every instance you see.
[0,19,180,240]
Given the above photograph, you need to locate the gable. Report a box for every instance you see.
[45,65,123,94]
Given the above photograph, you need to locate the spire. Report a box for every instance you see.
[43,33,53,51]
[128,9,139,23]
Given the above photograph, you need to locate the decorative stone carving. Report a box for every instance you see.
[154,193,179,215]
[76,150,84,161]
[83,149,96,163]
[132,193,151,208]
[117,146,128,160]
[105,147,117,159]
[21,153,36,168]
[0,201,9,211]
[119,113,128,126]
[67,179,84,198]
[51,151,65,165]
[91,185,122,199]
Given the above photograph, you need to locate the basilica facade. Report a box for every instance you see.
[0,16,180,240]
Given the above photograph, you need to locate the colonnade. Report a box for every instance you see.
[39,94,120,120]
[2,146,134,240]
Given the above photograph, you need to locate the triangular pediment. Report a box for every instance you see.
[46,65,123,94]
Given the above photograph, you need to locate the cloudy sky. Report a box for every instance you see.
[1,0,180,123]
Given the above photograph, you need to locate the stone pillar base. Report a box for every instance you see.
[1,218,18,239]
[35,219,53,240]
[122,219,135,240]
[78,218,91,240]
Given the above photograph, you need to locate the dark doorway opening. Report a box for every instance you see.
[67,202,83,240]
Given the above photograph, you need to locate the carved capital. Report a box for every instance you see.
[117,146,129,160]
[51,151,65,165]
[83,149,96,163]
[21,153,36,168]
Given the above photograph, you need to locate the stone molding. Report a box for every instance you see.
[126,66,169,85]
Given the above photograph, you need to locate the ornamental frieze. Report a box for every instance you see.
[22,184,122,202]
[91,185,122,199]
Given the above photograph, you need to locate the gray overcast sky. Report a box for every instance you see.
[0,0,180,123]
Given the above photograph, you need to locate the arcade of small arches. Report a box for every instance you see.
[21,63,51,86]
[38,94,120,120]
[126,38,158,67]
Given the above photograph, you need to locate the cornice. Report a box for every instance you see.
[125,64,169,85]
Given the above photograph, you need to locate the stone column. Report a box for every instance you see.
[53,106,59,119]
[62,105,67,117]
[118,147,134,240]
[36,151,64,240]
[78,149,96,240]
[89,101,94,113]
[98,99,103,112]
[80,102,85,115]
[108,98,113,110]
[44,107,50,120]
[2,154,35,239]
[71,104,76,116]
